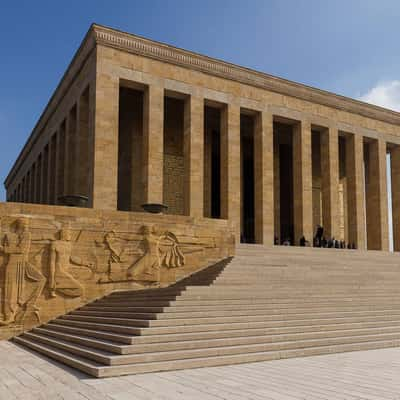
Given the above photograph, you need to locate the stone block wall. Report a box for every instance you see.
[163,97,185,215]
[0,202,235,339]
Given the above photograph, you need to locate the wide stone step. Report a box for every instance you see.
[70,308,400,321]
[14,334,400,378]
[20,330,400,366]
[94,296,400,308]
[61,310,400,328]
[34,318,400,345]
[176,292,400,301]
[32,327,125,354]
[51,319,143,335]
[33,324,400,355]
[93,300,173,307]
[53,314,400,336]
[95,295,180,303]
[81,301,400,314]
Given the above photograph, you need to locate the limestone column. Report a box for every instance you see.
[273,138,280,242]
[67,107,78,196]
[52,133,59,205]
[143,84,164,204]
[293,120,313,245]
[320,126,340,239]
[220,103,241,241]
[36,155,42,203]
[254,111,274,245]
[92,73,119,209]
[31,164,36,203]
[47,140,53,204]
[55,123,66,203]
[391,145,400,251]
[184,95,204,217]
[346,134,366,249]
[87,84,96,207]
[366,139,389,250]
[76,88,90,200]
[26,172,31,203]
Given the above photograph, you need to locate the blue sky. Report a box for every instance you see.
[1,0,400,203]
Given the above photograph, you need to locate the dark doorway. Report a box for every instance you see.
[274,122,294,244]
[204,106,221,218]
[117,86,144,211]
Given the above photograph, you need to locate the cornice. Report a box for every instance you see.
[92,24,400,126]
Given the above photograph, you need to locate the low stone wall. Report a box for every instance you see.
[0,202,235,339]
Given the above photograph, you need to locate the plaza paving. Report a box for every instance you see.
[1,340,400,399]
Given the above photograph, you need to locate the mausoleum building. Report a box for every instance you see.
[5,24,400,250]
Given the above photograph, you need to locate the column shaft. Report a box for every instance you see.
[220,104,241,240]
[320,126,340,238]
[52,132,59,205]
[391,146,400,251]
[36,155,42,203]
[346,134,366,249]
[254,111,274,245]
[143,84,164,204]
[184,95,204,217]
[366,139,389,250]
[92,74,119,209]
[31,164,36,203]
[293,120,313,244]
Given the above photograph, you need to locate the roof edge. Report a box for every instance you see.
[92,23,400,125]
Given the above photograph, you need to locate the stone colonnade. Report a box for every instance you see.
[92,79,399,251]
[8,79,400,252]
[8,85,94,207]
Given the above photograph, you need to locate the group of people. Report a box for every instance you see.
[275,225,357,249]
[311,225,356,249]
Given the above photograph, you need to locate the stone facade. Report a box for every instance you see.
[4,23,400,250]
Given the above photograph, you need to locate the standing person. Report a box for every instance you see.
[315,225,324,247]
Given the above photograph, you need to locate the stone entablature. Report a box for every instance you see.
[94,25,400,125]
[0,202,234,339]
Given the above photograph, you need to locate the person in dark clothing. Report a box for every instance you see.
[299,236,307,247]
[315,225,324,247]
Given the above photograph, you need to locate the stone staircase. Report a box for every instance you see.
[13,245,400,377]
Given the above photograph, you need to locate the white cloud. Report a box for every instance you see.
[359,80,400,112]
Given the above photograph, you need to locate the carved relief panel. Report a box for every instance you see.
[0,207,234,338]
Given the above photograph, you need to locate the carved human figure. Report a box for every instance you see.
[127,225,160,282]
[48,227,92,298]
[97,230,135,282]
[158,232,185,268]
[0,218,46,325]
[127,226,185,282]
